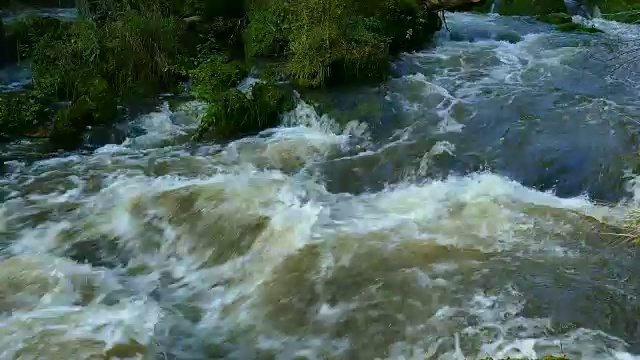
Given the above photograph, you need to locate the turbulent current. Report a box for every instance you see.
[2,11,640,360]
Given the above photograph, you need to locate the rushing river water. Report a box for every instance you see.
[2,10,640,360]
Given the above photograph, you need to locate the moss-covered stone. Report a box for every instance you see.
[49,99,91,150]
[556,22,604,33]
[497,0,567,16]
[537,12,573,24]
[0,91,50,139]
[251,81,295,125]
[494,30,523,43]
[193,83,294,141]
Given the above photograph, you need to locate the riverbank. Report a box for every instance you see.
[0,0,477,150]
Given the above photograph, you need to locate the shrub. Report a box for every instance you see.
[193,83,294,141]
[246,0,442,87]
[31,8,184,100]
[556,22,604,33]
[2,16,71,63]
[189,56,248,102]
[0,91,50,139]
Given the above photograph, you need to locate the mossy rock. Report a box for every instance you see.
[189,56,248,102]
[74,77,118,126]
[556,22,604,33]
[0,91,50,140]
[193,83,294,141]
[251,82,295,125]
[48,79,117,150]
[497,0,567,16]
[494,30,523,43]
[537,12,573,24]
[49,98,92,150]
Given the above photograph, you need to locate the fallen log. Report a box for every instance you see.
[420,0,488,12]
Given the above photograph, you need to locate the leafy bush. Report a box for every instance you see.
[245,0,442,87]
[189,56,248,102]
[193,83,295,141]
[0,92,50,139]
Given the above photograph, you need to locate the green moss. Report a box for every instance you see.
[497,0,567,16]
[251,82,295,125]
[193,83,294,141]
[537,12,573,24]
[189,56,248,102]
[49,101,90,150]
[0,91,50,139]
[494,30,523,43]
[556,22,604,33]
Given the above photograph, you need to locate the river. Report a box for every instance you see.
[1,10,640,360]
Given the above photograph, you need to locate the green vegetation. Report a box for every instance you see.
[537,12,572,25]
[534,11,603,34]
[556,22,604,33]
[587,0,640,23]
[0,0,450,148]
[0,91,50,139]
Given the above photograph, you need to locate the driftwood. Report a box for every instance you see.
[420,0,487,12]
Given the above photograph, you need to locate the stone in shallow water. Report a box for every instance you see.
[494,30,522,43]
[537,12,573,25]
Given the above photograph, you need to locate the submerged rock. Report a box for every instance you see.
[494,29,522,43]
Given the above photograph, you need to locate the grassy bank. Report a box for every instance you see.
[0,0,451,149]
